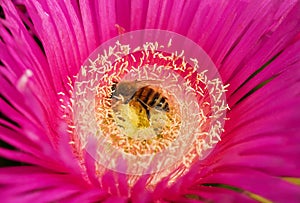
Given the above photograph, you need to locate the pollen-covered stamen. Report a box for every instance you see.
[73,30,228,185]
[56,75,93,183]
[58,76,77,135]
[95,66,182,155]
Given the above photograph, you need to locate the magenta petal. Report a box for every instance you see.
[56,127,83,174]
[0,77,52,137]
[0,166,95,201]
[129,0,148,30]
[79,0,117,52]
[7,187,79,203]
[103,196,128,203]
[131,175,153,202]
[78,0,100,51]
[145,1,178,30]
[220,1,300,85]
[186,186,256,203]
[101,171,120,196]
[1,1,57,98]
[143,1,163,29]
[99,169,129,197]
[84,135,101,187]
[0,148,62,170]
[0,125,41,155]
[202,168,300,203]
[225,65,300,140]
[228,40,300,107]
[0,166,84,185]
[24,0,88,90]
[212,151,299,177]
[65,189,107,203]
[152,175,170,200]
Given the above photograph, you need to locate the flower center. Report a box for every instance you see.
[95,57,182,155]
[73,30,228,184]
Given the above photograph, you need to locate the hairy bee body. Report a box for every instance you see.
[111,81,170,120]
[130,85,170,113]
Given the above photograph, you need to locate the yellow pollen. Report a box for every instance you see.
[73,30,229,185]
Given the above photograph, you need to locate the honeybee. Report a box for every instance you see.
[130,85,170,112]
[111,80,170,120]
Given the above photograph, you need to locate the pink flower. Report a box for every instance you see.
[1,0,300,202]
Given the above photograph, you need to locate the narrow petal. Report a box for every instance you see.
[79,0,117,52]
[24,0,88,91]
[201,169,300,203]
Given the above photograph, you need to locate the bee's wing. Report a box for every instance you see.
[111,81,138,102]
[134,79,164,88]
[111,79,164,102]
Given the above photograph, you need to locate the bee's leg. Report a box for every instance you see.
[163,102,170,112]
[146,108,150,120]
[137,98,151,120]
[158,97,170,112]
